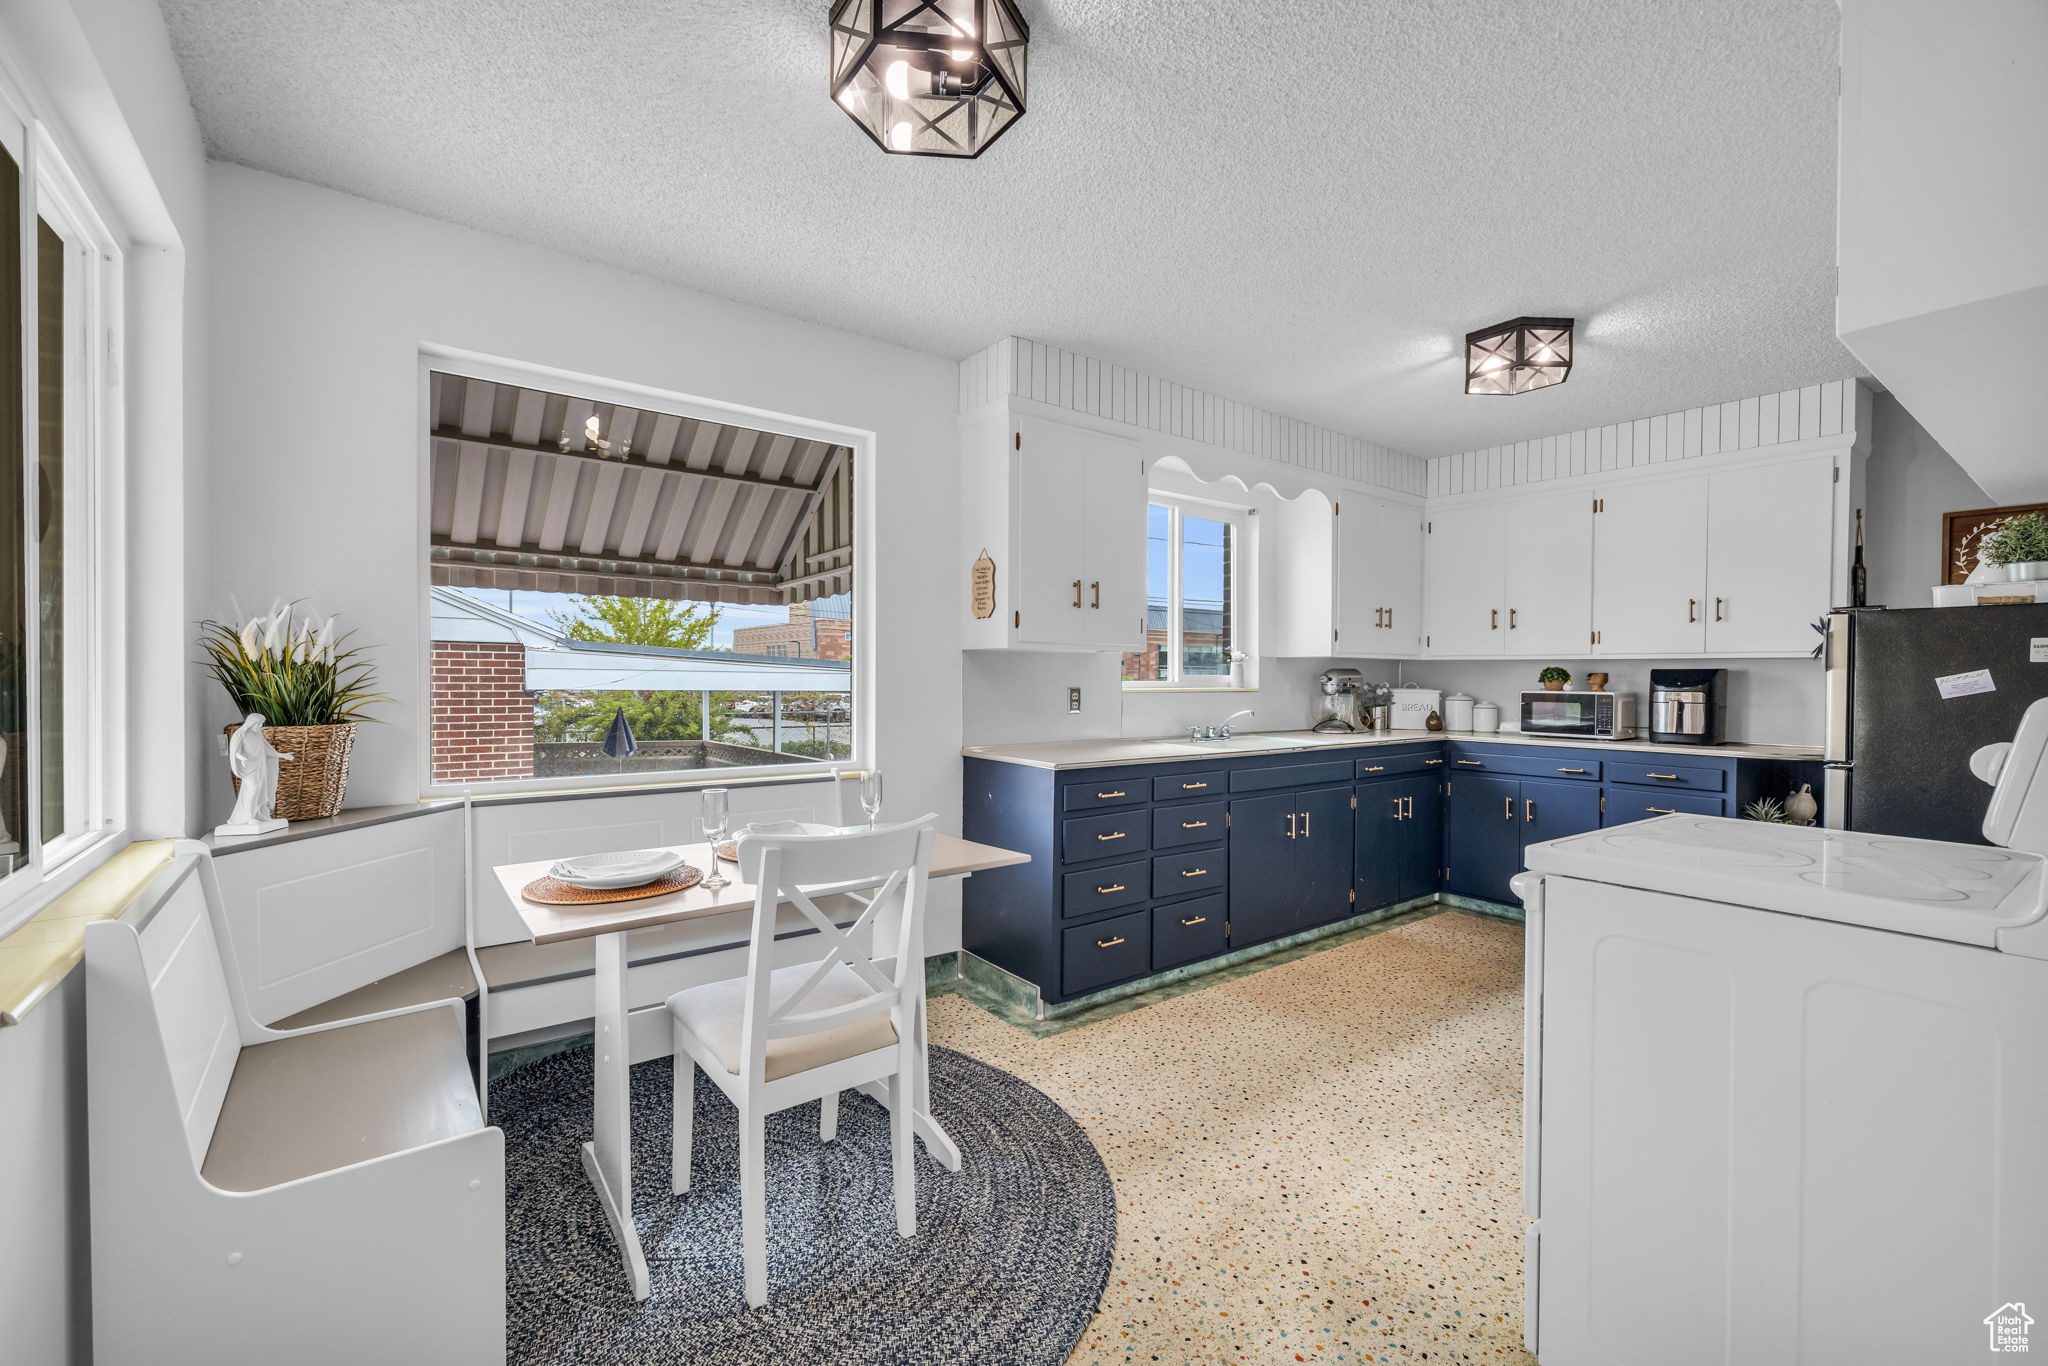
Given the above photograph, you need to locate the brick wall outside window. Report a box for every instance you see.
[431,641,535,783]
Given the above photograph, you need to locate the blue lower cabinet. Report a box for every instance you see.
[1062,910,1150,996]
[1061,809,1148,862]
[1603,788,1727,824]
[1152,894,1228,969]
[1061,859,1150,918]
[1356,774,1445,911]
[1396,774,1444,902]
[1152,801,1226,849]
[1521,777,1604,846]
[1227,784,1355,946]
[1446,773,1523,905]
[1153,848,1226,897]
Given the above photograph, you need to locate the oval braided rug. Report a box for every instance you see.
[498,1045,1115,1366]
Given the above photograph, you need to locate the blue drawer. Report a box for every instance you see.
[1152,895,1227,969]
[1153,770,1225,802]
[1607,758,1727,792]
[1152,848,1226,898]
[1355,750,1444,780]
[1152,801,1226,849]
[1061,860,1150,918]
[1061,809,1149,862]
[1447,746,1603,780]
[1603,790,1727,824]
[1061,778,1147,813]
[1062,910,1150,996]
[1231,760,1352,793]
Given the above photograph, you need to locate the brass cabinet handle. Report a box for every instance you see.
[1424,758,1443,766]
[1096,790,1127,798]
[1180,781,1208,789]
[1180,915,1208,926]
[1096,936,1126,949]
[1362,764,1385,772]
[1646,806,1677,815]
[1301,810,1312,836]
[1180,820,1209,829]
[1181,868,1208,877]
[1647,772,1680,780]
[1491,608,1500,630]
[1404,796,1414,818]
[1525,798,1535,822]
[1457,759,1484,767]
[1073,579,1083,608]
[1557,766,1588,774]
[1386,607,1394,627]
[1504,796,1514,820]
[1095,883,1126,894]
[1287,812,1298,838]
[1091,580,1101,609]
[1375,606,1385,627]
[1391,797,1404,819]
[1714,596,1724,622]
[1096,831,1127,841]
[1509,607,1518,630]
[1687,597,1697,623]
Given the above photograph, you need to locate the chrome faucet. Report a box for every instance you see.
[1195,709,1255,741]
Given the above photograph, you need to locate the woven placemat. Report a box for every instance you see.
[521,865,704,905]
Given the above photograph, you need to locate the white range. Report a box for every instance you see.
[1515,700,2048,1365]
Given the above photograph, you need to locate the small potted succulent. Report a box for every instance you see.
[1983,512,2048,582]
[1538,666,1572,691]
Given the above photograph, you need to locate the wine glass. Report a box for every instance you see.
[859,770,884,830]
[699,788,730,890]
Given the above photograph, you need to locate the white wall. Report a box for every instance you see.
[1861,390,1991,609]
[203,163,966,927]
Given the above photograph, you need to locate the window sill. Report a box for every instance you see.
[0,839,177,1026]
[1120,685,1260,694]
[436,765,868,807]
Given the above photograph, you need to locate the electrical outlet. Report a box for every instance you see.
[1068,687,1082,714]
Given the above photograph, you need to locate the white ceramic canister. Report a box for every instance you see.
[1471,699,1501,733]
[1442,692,1475,731]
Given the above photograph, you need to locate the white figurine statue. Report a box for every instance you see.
[215,712,295,837]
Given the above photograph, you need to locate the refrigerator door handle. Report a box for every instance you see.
[1823,611,1854,828]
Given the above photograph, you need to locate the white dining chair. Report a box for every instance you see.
[666,815,939,1308]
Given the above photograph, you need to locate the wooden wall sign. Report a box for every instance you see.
[1943,502,2048,583]
[971,550,997,619]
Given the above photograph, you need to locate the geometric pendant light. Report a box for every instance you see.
[829,0,1030,158]
[1464,317,1575,396]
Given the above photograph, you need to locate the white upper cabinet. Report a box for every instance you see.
[959,408,1146,651]
[1502,491,1594,657]
[1335,497,1424,656]
[1702,456,1838,654]
[1591,475,1710,656]
[1424,503,1508,655]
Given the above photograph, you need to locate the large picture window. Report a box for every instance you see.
[424,367,859,792]
[0,85,121,913]
[1122,494,1247,689]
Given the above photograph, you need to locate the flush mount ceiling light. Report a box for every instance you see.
[1465,317,1575,396]
[829,0,1029,158]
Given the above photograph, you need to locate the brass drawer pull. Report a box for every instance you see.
[1525,798,1535,822]
[1180,820,1209,829]
[1457,759,1485,766]
[1646,772,1680,781]
[1096,789,1128,798]
[1403,796,1414,818]
[1095,883,1126,894]
[1362,764,1385,772]
[1504,797,1514,819]
[1646,806,1677,815]
[1096,936,1126,949]
[1557,766,1588,774]
[1179,915,1208,927]
[1180,781,1208,789]
[1181,868,1208,878]
[1423,758,1443,766]
[1096,831,1127,841]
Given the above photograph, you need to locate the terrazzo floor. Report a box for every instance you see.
[927,908,1535,1366]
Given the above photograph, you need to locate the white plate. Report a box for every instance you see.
[548,847,686,889]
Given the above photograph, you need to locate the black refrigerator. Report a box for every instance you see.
[1826,604,2048,843]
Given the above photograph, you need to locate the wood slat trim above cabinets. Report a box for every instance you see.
[960,337,1429,498]
[1426,379,1871,498]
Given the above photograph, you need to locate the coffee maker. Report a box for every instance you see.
[1312,668,1367,733]
[1649,668,1727,746]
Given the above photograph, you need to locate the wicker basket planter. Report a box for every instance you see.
[223,721,357,821]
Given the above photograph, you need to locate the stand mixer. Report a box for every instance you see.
[1311,669,1391,732]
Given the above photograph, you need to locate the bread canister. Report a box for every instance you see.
[1471,699,1501,733]
[1388,687,1442,730]
[1442,692,1475,731]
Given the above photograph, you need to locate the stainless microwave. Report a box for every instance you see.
[1518,690,1638,740]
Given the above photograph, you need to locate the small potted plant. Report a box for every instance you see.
[199,602,386,821]
[1983,511,2048,582]
[1538,666,1572,691]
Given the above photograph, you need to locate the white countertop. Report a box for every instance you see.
[960,729,1824,770]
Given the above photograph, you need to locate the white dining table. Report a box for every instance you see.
[492,832,1030,1300]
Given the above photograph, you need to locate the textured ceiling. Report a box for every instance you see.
[160,0,1862,459]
